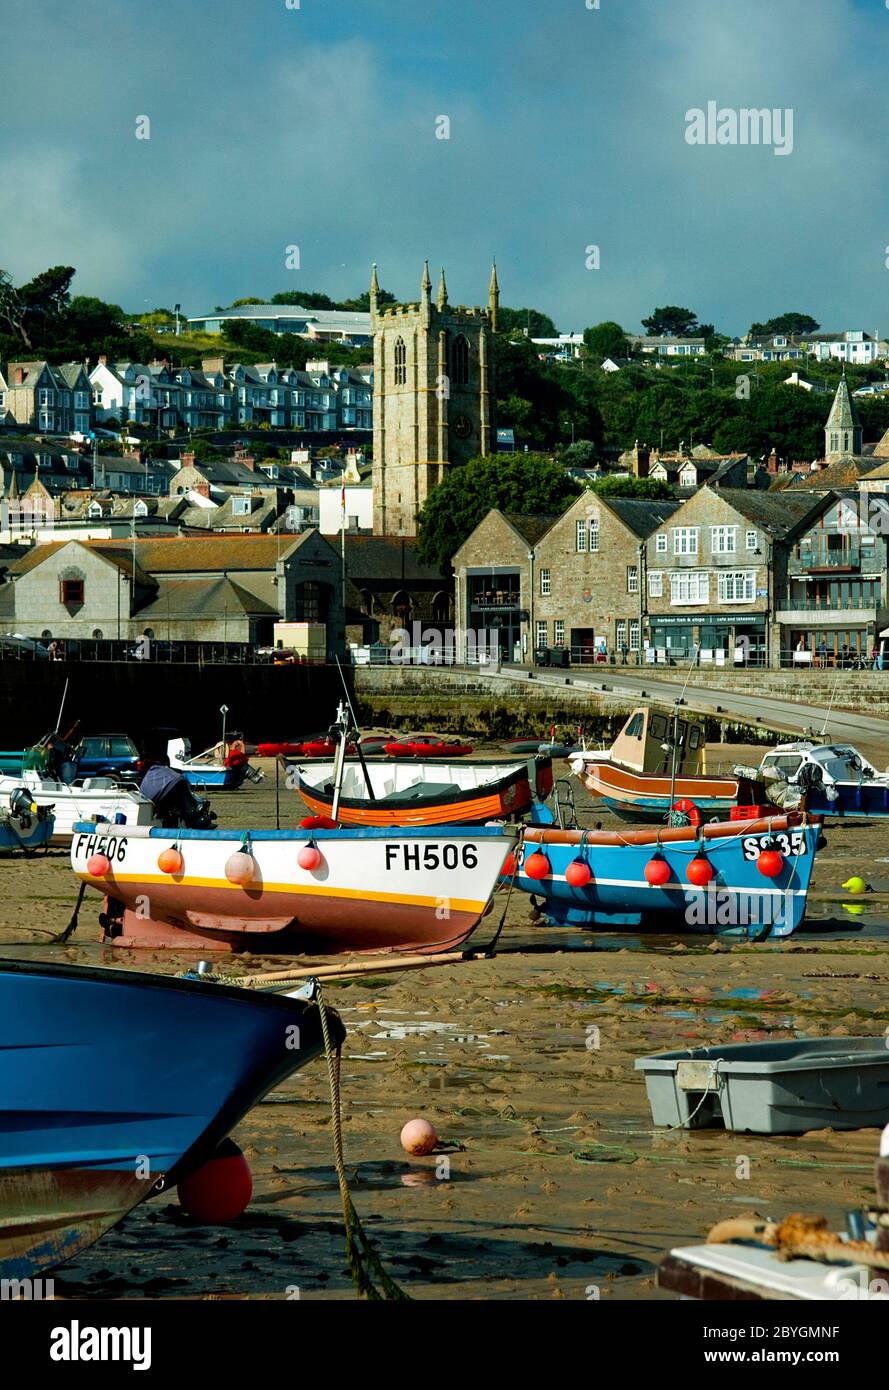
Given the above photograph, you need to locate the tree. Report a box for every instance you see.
[560,439,599,468]
[641,306,701,338]
[497,306,559,338]
[271,289,338,309]
[417,453,582,572]
[587,475,674,499]
[341,288,396,312]
[749,312,820,337]
[224,318,313,368]
[229,297,265,307]
[582,321,626,361]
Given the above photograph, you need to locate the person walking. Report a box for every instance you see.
[818,638,828,669]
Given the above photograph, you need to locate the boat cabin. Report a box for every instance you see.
[609,706,707,776]
[759,741,881,786]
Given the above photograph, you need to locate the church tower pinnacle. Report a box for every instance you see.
[436,266,448,312]
[488,260,499,334]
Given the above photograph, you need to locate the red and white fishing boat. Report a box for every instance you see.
[70,821,516,953]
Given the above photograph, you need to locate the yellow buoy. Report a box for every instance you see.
[842,903,865,917]
[842,876,870,895]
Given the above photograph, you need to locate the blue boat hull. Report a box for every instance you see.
[0,813,54,854]
[803,782,889,818]
[0,960,341,1278]
[515,822,820,936]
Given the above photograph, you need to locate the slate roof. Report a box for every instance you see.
[825,378,862,432]
[343,534,445,582]
[136,575,278,622]
[792,455,881,489]
[601,497,682,537]
[708,487,829,534]
[501,513,561,546]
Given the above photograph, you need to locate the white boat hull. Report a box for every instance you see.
[0,775,156,844]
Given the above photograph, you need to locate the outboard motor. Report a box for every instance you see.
[8,786,38,825]
[139,763,217,830]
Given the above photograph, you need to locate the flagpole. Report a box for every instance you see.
[340,475,346,656]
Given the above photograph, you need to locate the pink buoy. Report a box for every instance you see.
[86,853,112,877]
[157,846,184,875]
[523,850,551,880]
[400,1117,438,1155]
[225,850,255,885]
[297,844,323,871]
[565,858,592,888]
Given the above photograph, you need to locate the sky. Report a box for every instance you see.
[3,0,888,338]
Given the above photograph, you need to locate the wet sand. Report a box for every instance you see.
[3,748,889,1301]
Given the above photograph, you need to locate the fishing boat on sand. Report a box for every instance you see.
[70,821,517,952]
[737,741,889,820]
[0,770,155,844]
[167,736,263,790]
[291,756,553,827]
[0,957,341,1279]
[568,706,764,822]
[0,789,55,854]
[509,813,821,937]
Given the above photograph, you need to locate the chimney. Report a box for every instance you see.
[633,442,650,478]
[234,448,255,471]
[202,356,225,374]
[14,368,24,386]
[98,355,108,366]
[767,447,778,475]
[180,451,196,469]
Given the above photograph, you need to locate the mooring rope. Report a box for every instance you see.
[315,982,410,1301]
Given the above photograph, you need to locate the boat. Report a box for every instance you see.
[739,741,889,819]
[70,821,517,952]
[0,788,55,854]
[0,957,341,1279]
[568,706,764,823]
[290,755,553,827]
[509,813,821,936]
[384,734,474,758]
[257,730,394,759]
[0,771,155,844]
[167,736,263,790]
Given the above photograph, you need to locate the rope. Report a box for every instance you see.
[316,982,409,1301]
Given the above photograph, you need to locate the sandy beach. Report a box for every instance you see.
[3,748,889,1301]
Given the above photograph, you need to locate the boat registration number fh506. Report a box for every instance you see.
[385,843,479,871]
[73,832,128,863]
[741,829,805,861]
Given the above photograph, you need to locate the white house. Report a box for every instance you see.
[319,483,373,535]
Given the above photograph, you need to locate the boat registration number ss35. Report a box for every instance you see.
[741,829,805,861]
[73,832,129,863]
[385,843,479,871]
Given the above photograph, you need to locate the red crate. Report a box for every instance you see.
[729,804,770,821]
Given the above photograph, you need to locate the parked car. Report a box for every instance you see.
[74,734,141,782]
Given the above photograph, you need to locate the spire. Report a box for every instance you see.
[369,263,379,319]
[824,376,863,461]
[436,266,448,311]
[6,467,18,501]
[488,259,499,333]
[421,260,432,299]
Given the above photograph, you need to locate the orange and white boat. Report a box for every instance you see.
[291,757,553,828]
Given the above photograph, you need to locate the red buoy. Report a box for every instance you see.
[565,858,592,887]
[297,843,323,871]
[157,846,184,875]
[644,855,671,886]
[523,850,551,880]
[86,853,112,878]
[686,855,715,887]
[177,1138,253,1223]
[500,852,518,878]
[299,815,337,830]
[757,848,784,879]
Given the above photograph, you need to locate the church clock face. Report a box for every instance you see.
[453,414,472,440]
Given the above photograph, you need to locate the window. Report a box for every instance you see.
[829,433,839,452]
[394,337,407,386]
[625,712,644,738]
[627,566,638,593]
[746,529,758,551]
[540,569,551,596]
[616,620,626,649]
[554,620,565,646]
[710,525,737,554]
[648,571,663,597]
[60,579,84,605]
[670,571,709,605]
[588,519,599,551]
[536,621,547,647]
[656,532,667,553]
[717,570,756,602]
[630,620,640,651]
[232,496,251,516]
[673,527,698,556]
[92,629,103,639]
[452,335,470,386]
[576,519,586,552]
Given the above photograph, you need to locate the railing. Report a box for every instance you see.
[0,640,330,666]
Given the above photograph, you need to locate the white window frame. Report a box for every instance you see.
[588,519,599,552]
[540,569,551,596]
[746,529,758,551]
[655,532,667,553]
[553,620,565,647]
[710,525,737,555]
[576,519,586,553]
[670,571,710,606]
[672,527,698,556]
[648,570,663,598]
[627,565,638,594]
[616,620,627,650]
[536,620,547,648]
[630,620,640,651]
[717,570,756,603]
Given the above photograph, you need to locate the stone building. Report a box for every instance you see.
[343,534,452,647]
[452,511,556,661]
[371,262,498,536]
[642,486,827,666]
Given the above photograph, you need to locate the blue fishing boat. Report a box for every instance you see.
[750,742,889,820]
[511,814,821,937]
[0,959,342,1279]
[0,789,55,854]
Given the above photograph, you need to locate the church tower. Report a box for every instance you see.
[824,375,863,462]
[371,261,498,536]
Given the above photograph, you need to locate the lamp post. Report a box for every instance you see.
[220,704,229,750]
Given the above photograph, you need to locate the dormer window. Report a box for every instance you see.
[232,496,251,516]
